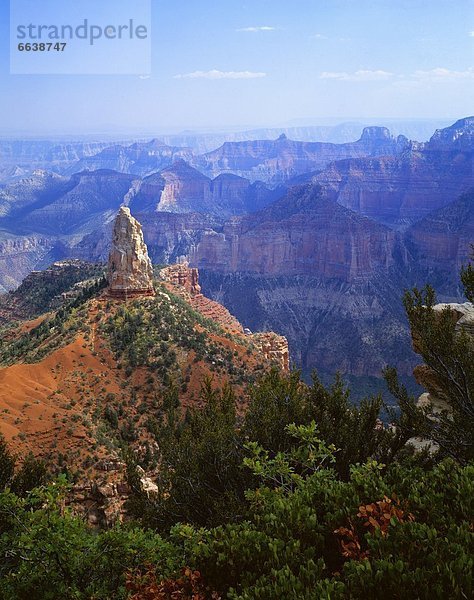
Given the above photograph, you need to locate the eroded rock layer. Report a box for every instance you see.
[252,332,290,372]
[160,263,244,335]
[159,263,290,370]
[107,207,154,298]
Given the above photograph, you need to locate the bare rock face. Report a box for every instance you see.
[160,262,201,296]
[251,332,290,371]
[191,185,399,281]
[127,160,277,217]
[107,207,154,298]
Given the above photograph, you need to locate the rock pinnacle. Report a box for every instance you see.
[107,206,154,299]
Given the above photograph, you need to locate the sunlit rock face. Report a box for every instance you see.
[107,207,154,299]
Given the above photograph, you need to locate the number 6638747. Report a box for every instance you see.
[17,42,67,51]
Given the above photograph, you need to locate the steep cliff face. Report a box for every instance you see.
[154,161,212,213]
[0,235,58,292]
[198,269,416,378]
[404,190,474,292]
[192,185,400,280]
[74,186,400,283]
[128,160,279,216]
[107,207,154,298]
[310,151,473,230]
[193,127,409,183]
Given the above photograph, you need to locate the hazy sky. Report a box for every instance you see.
[1,0,473,135]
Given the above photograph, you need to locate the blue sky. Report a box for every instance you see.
[0,0,473,135]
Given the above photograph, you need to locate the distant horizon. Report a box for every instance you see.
[0,115,464,141]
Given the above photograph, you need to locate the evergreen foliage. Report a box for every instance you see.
[385,284,474,463]
[461,244,474,302]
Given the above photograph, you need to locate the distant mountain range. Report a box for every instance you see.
[157,119,452,152]
[193,127,409,183]
[0,125,410,186]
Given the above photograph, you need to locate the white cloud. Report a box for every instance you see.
[174,69,267,80]
[236,26,276,32]
[469,31,474,37]
[411,67,474,81]
[139,75,151,80]
[320,69,393,81]
[312,33,328,40]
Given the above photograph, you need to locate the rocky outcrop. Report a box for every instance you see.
[413,302,474,413]
[70,460,159,527]
[251,332,290,371]
[107,207,154,298]
[433,302,474,337]
[160,263,201,295]
[405,190,474,288]
[159,263,290,370]
[160,263,244,335]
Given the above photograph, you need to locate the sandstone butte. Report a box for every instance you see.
[107,206,155,299]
